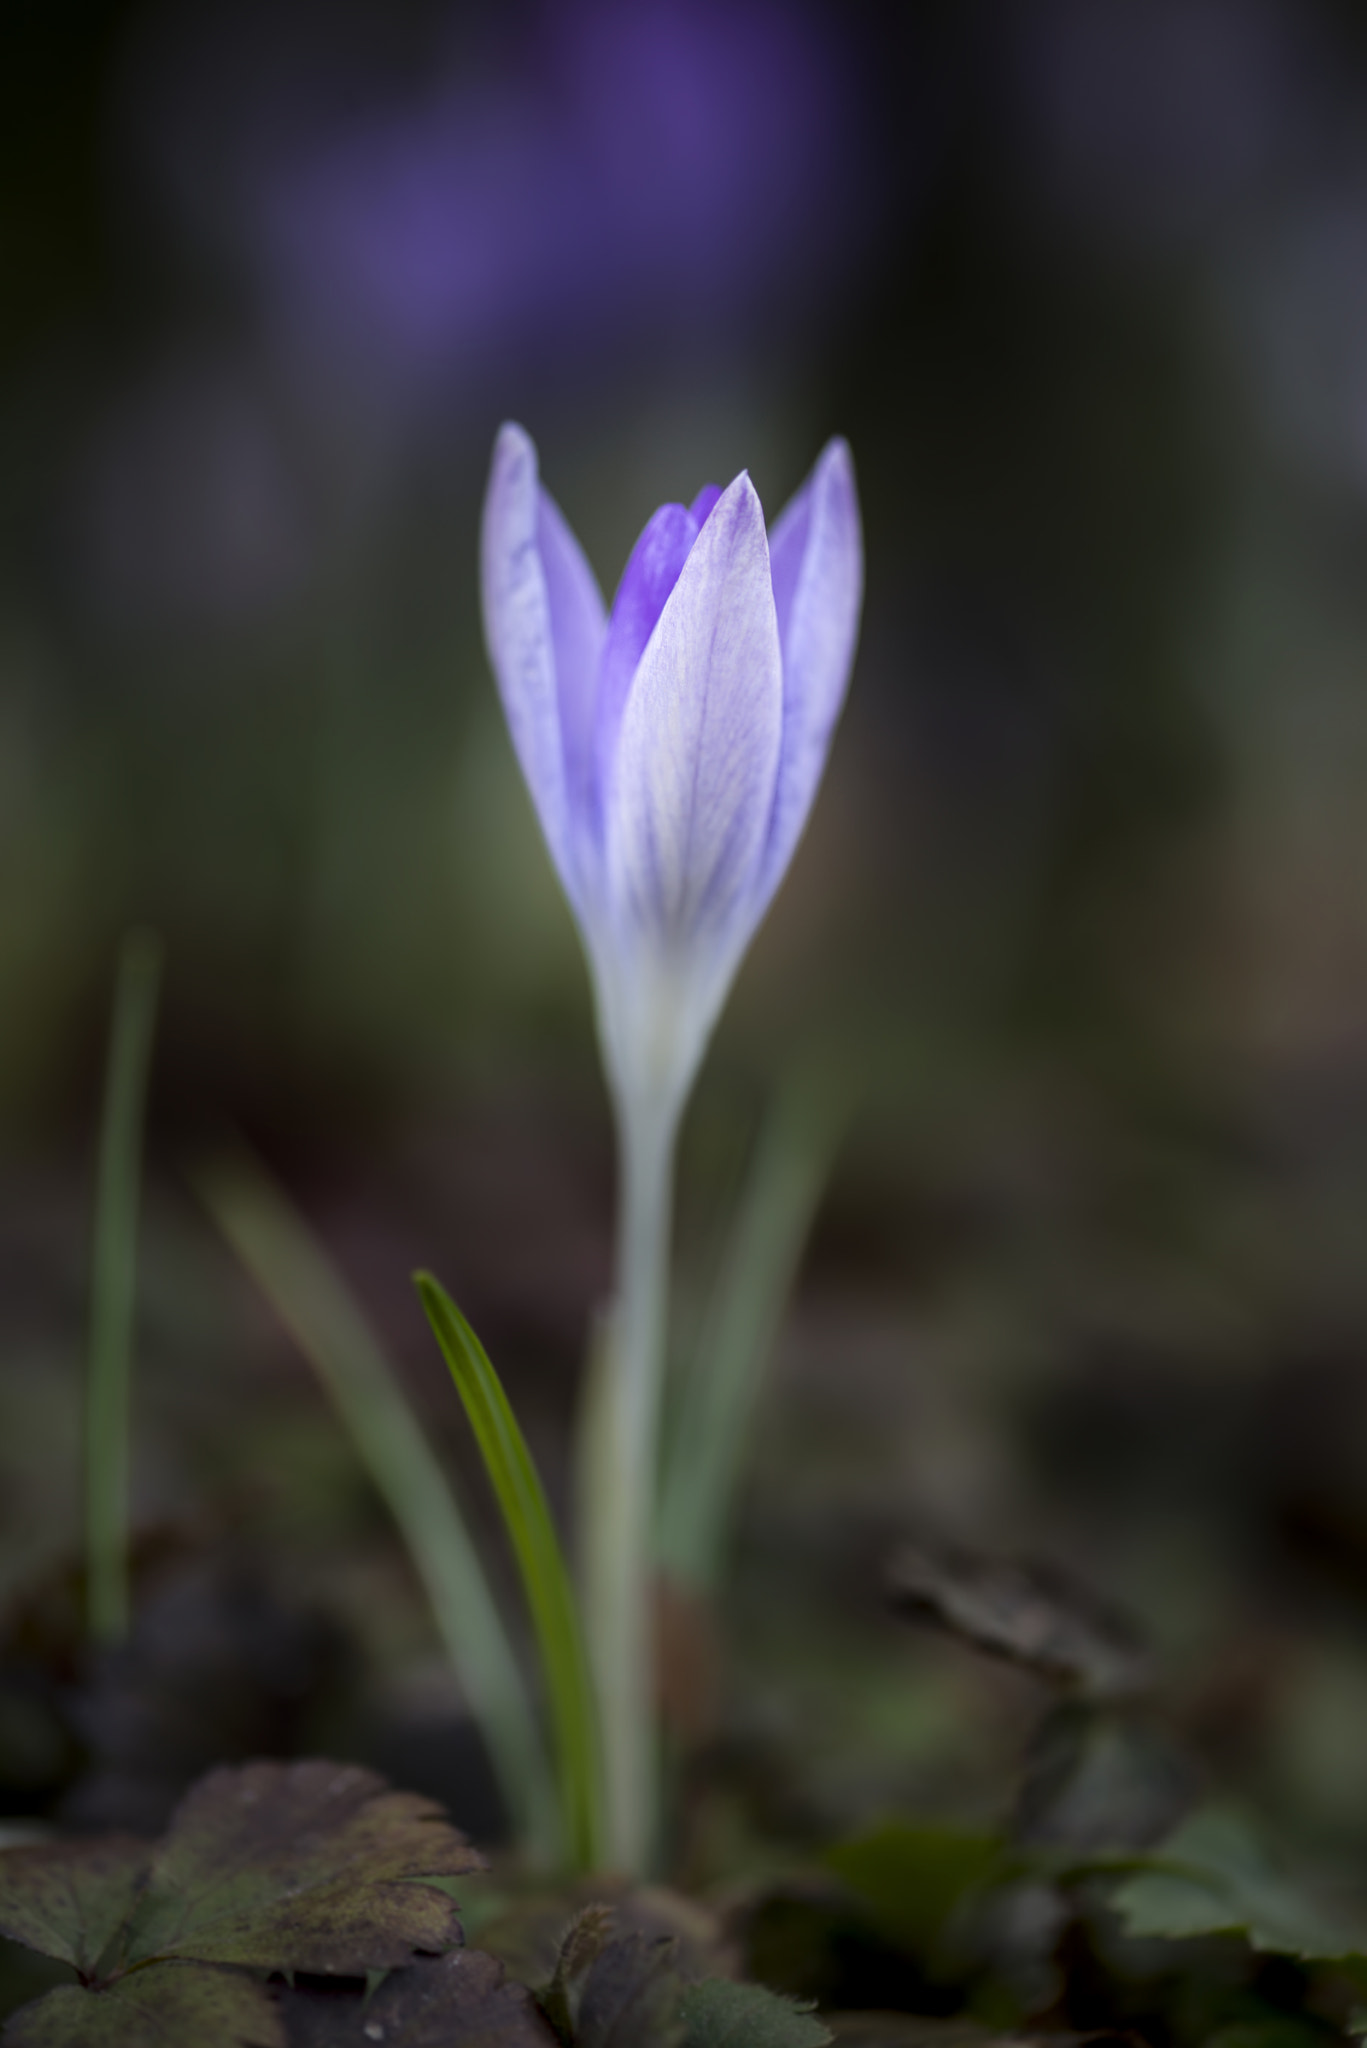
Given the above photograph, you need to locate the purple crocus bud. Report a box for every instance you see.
[481,422,862,1118]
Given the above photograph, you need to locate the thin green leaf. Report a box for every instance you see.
[657,1070,844,1592]
[85,930,162,1644]
[415,1274,603,1875]
[198,1149,558,1866]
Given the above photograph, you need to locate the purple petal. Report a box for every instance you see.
[536,484,609,846]
[480,423,606,905]
[606,470,783,948]
[597,502,698,792]
[757,437,862,906]
[689,483,723,525]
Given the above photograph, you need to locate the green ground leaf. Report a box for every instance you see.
[415,1273,602,1872]
[122,1760,482,1973]
[0,1837,149,1974]
[279,1949,555,2046]
[3,1961,282,2047]
[679,1980,831,2048]
[1109,1807,1364,1959]
[824,1823,1005,1961]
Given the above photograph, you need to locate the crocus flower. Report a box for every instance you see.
[481,420,861,1873]
[480,422,863,1121]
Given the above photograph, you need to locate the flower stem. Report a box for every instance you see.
[581,1093,678,1875]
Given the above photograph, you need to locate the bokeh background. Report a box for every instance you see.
[6,0,1367,1889]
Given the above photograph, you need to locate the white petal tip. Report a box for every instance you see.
[713,468,766,532]
[492,420,537,474]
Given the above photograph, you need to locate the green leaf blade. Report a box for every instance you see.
[415,1274,603,1874]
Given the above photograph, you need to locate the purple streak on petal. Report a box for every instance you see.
[757,437,863,907]
[607,471,783,947]
[480,422,605,909]
[689,483,723,525]
[597,503,699,802]
[536,484,609,851]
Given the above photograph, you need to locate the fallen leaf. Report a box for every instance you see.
[3,1960,282,2047]
[573,1933,685,2048]
[0,1837,148,1976]
[279,1948,555,2046]
[122,1760,483,1974]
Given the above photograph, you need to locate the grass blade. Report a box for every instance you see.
[85,929,163,1643]
[415,1271,603,1873]
[657,1068,846,1593]
[199,1148,560,1865]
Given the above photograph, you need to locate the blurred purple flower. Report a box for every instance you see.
[240,0,872,388]
[481,422,862,1111]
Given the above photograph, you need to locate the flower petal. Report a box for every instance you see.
[537,487,610,852]
[605,470,783,952]
[480,423,606,906]
[758,437,863,907]
[689,483,723,525]
[597,502,698,794]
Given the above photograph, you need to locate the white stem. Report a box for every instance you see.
[582,1087,678,1875]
